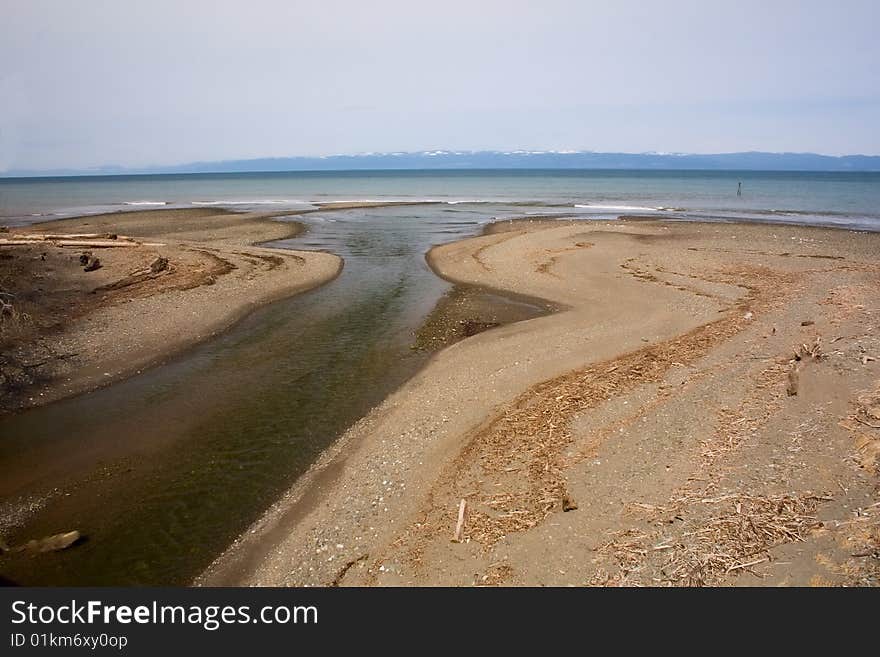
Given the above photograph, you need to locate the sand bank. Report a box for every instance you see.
[200,219,880,587]
[0,208,341,413]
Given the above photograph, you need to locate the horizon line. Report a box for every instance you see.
[4,149,880,179]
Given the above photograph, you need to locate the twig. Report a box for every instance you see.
[855,416,880,429]
[726,557,769,573]
[330,553,369,587]
[453,499,467,543]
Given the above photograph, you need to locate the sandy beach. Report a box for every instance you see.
[199,218,880,587]
[0,208,341,414]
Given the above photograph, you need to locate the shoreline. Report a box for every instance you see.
[199,217,880,587]
[0,208,342,414]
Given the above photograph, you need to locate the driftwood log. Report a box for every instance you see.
[0,238,139,248]
[57,240,140,248]
[0,530,81,554]
[12,233,128,241]
[93,256,170,292]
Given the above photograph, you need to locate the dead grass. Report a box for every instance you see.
[585,325,834,586]
[842,385,880,475]
[399,265,797,565]
[821,283,880,326]
[477,562,514,586]
[594,493,827,586]
[0,298,32,345]
[838,504,880,587]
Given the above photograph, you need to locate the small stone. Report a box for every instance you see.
[83,255,101,272]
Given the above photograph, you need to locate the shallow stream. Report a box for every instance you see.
[0,204,544,585]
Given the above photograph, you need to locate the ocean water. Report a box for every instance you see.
[2,169,880,230]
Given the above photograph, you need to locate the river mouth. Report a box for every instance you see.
[0,205,548,586]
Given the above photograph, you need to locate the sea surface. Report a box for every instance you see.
[0,169,878,585]
[2,169,880,230]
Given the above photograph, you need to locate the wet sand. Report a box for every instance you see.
[201,219,880,587]
[0,208,342,413]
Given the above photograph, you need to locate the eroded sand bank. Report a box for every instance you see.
[202,219,879,587]
[0,208,342,413]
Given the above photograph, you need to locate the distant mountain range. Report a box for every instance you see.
[4,150,880,177]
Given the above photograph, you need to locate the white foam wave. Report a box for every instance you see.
[574,204,662,212]
[191,200,310,206]
[124,201,168,206]
[314,198,446,205]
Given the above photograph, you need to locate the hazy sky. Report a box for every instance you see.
[1,0,878,171]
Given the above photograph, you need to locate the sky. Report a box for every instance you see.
[1,0,878,171]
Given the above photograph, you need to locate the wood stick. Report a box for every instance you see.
[726,557,769,572]
[55,240,141,248]
[9,233,136,242]
[0,238,141,248]
[786,363,800,396]
[48,233,131,240]
[453,499,467,543]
